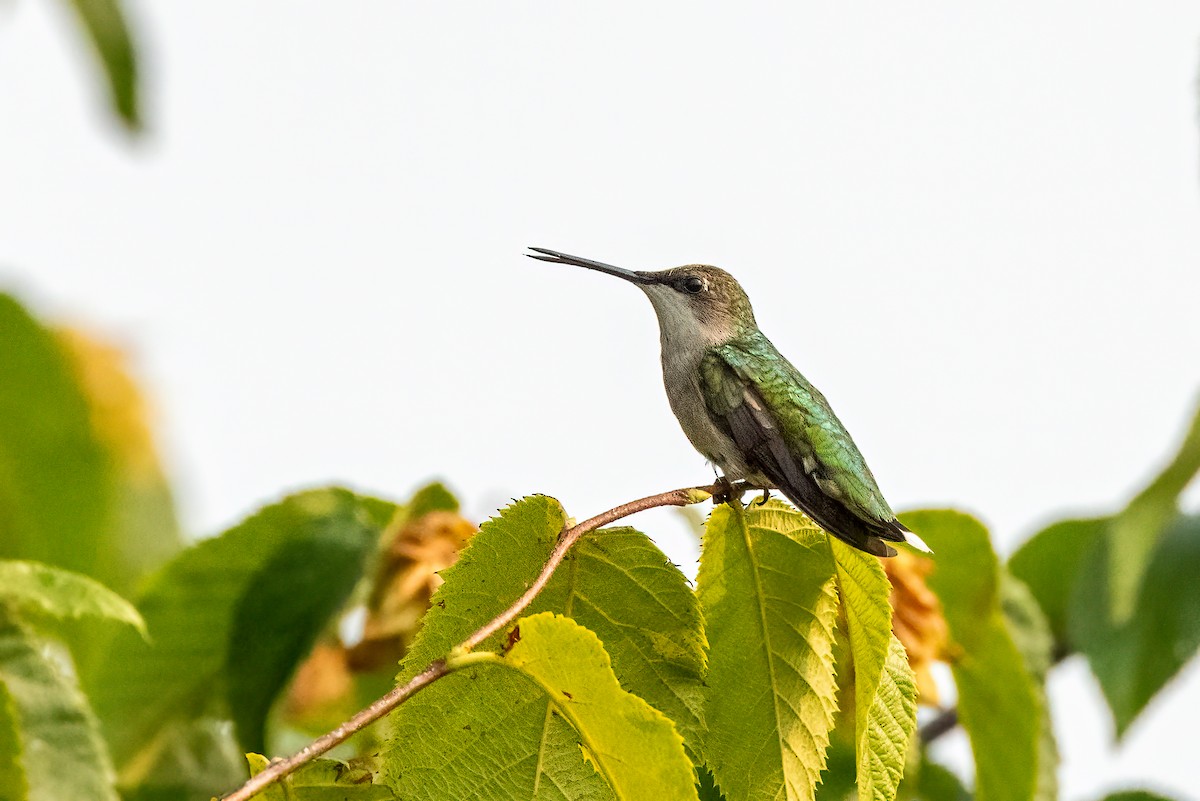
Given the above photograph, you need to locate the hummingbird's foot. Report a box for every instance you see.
[755,488,771,506]
[711,476,753,506]
[711,475,735,505]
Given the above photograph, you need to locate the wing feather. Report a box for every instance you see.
[700,339,906,557]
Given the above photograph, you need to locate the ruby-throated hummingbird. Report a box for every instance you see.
[527,246,929,557]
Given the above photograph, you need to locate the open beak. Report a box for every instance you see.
[526,247,656,285]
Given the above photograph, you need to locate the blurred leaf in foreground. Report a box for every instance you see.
[281,482,468,734]
[1094,792,1180,801]
[0,297,115,584]
[0,296,180,600]
[1106,400,1200,623]
[1069,514,1200,736]
[901,510,1044,801]
[0,560,144,637]
[911,756,971,801]
[55,328,182,595]
[1010,400,1200,736]
[1000,576,1058,801]
[0,617,118,801]
[117,718,245,801]
[63,0,140,129]
[1009,517,1105,649]
[87,488,390,768]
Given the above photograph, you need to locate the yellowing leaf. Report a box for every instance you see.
[830,540,917,801]
[396,496,706,756]
[501,613,697,799]
[697,501,839,801]
[384,614,696,800]
[54,328,157,477]
[348,509,476,672]
[53,326,182,595]
[859,636,917,801]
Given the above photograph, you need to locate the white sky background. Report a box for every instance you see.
[2,2,1200,797]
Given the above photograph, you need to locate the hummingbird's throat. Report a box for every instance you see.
[642,284,738,350]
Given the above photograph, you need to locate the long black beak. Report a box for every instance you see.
[526,247,656,285]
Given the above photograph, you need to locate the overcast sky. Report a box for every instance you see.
[2,2,1199,798]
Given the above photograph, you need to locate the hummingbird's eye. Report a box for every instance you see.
[680,276,705,294]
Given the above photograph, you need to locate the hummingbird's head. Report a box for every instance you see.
[527,248,757,347]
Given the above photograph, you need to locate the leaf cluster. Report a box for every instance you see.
[2,289,1198,801]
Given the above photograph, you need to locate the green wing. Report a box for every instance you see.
[700,333,902,554]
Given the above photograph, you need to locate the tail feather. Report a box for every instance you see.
[886,518,933,554]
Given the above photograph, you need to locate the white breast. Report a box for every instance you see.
[643,285,759,481]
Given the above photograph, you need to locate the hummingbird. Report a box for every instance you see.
[527,246,929,557]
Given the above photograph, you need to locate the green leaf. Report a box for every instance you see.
[1011,403,1200,735]
[1094,793,1179,801]
[900,510,1042,801]
[1107,400,1200,623]
[829,540,915,801]
[64,0,140,129]
[0,296,180,599]
[696,765,727,801]
[912,757,971,801]
[1000,577,1058,801]
[0,295,113,581]
[697,500,839,801]
[226,498,387,753]
[397,496,706,755]
[247,752,396,800]
[117,718,246,801]
[859,636,917,801]
[86,488,389,765]
[812,739,857,801]
[0,682,26,801]
[0,560,144,636]
[405,481,460,519]
[1069,514,1200,735]
[0,617,118,801]
[1008,517,1105,647]
[385,613,697,800]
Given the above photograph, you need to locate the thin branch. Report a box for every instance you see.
[461,484,714,650]
[221,482,718,801]
[919,652,1069,745]
[919,707,958,743]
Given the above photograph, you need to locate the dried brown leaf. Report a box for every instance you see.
[348,510,476,671]
[884,550,950,705]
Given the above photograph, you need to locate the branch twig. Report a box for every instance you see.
[919,707,958,743]
[221,483,717,801]
[919,651,1069,746]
